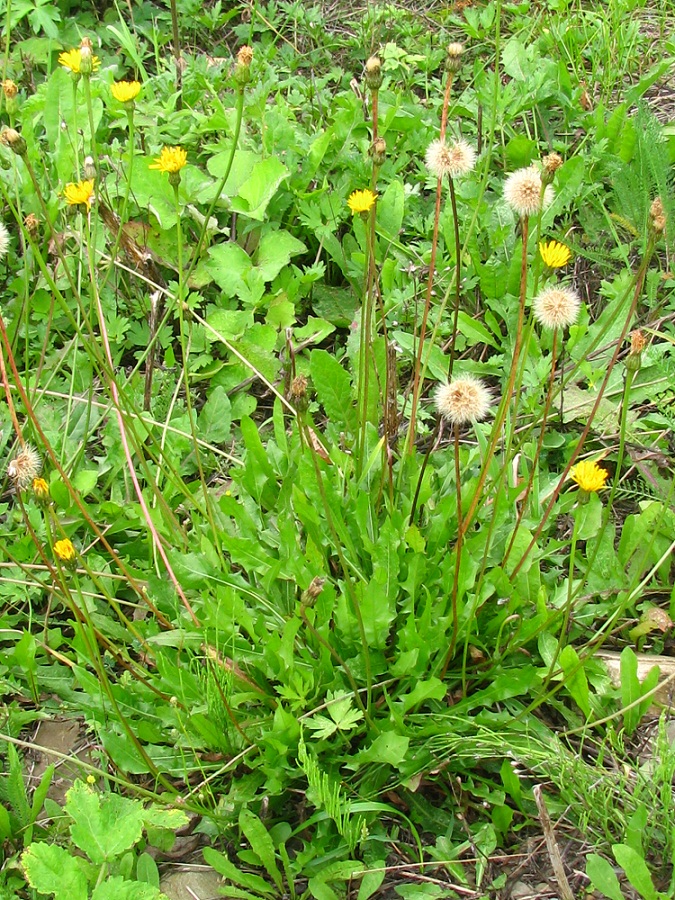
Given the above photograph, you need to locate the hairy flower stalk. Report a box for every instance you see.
[407,43,465,452]
[435,375,493,680]
[503,286,582,568]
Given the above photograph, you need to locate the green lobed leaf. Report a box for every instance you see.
[22,843,89,900]
[67,781,145,864]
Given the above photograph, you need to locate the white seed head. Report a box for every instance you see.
[533,286,581,329]
[503,166,554,218]
[425,139,476,179]
[435,376,492,425]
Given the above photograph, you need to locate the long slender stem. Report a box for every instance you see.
[439,422,463,679]
[407,70,455,452]
[459,216,530,539]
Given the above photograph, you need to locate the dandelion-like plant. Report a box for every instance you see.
[570,459,609,494]
[111,81,141,104]
[58,48,101,75]
[63,179,95,211]
[539,240,572,270]
[149,146,188,174]
[347,189,376,216]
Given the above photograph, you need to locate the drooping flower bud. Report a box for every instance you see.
[0,127,27,156]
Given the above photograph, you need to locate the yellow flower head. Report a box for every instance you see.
[347,189,377,215]
[540,239,572,269]
[111,80,141,103]
[149,146,188,174]
[54,538,76,565]
[58,48,101,74]
[570,459,609,493]
[64,179,95,210]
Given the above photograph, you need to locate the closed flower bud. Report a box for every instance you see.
[369,137,386,166]
[626,329,646,372]
[649,197,666,235]
[446,42,464,72]
[2,79,18,115]
[83,156,97,180]
[234,45,253,86]
[32,477,50,503]
[79,38,94,76]
[1,127,27,156]
[365,56,382,91]
[24,213,39,238]
[541,153,563,185]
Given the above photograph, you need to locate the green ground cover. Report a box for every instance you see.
[1,0,675,897]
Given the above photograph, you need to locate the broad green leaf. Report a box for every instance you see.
[67,781,144,863]
[255,230,306,281]
[231,158,289,220]
[357,863,386,900]
[206,243,252,298]
[91,875,168,900]
[612,844,659,900]
[620,647,660,735]
[377,180,404,240]
[239,809,282,890]
[586,855,624,900]
[200,386,232,443]
[310,349,357,435]
[559,645,591,717]
[72,470,98,496]
[352,732,410,768]
[22,843,88,900]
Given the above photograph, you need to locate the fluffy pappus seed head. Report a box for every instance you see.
[503,166,553,218]
[0,221,10,260]
[7,444,42,490]
[533,286,581,330]
[435,376,492,425]
[365,56,383,91]
[425,138,476,179]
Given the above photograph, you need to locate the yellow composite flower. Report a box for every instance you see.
[63,179,95,210]
[149,146,188,174]
[111,80,141,103]
[54,538,76,564]
[347,189,377,215]
[32,477,50,501]
[540,239,572,268]
[58,48,101,74]
[570,459,609,493]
